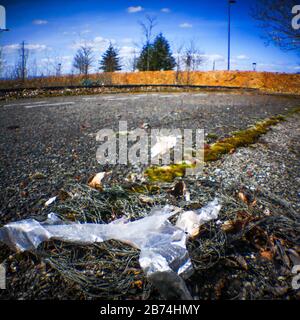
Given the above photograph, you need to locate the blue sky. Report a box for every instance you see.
[1,0,299,75]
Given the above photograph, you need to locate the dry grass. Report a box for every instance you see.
[1,70,300,94]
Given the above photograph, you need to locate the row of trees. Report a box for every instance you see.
[73,43,122,75]
[0,15,205,79]
[2,1,298,80]
[73,33,178,76]
[0,39,204,80]
[72,16,182,75]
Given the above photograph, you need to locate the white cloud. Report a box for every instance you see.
[81,29,91,34]
[3,44,19,50]
[71,36,115,52]
[27,44,48,50]
[32,19,48,25]
[179,22,193,28]
[3,43,47,51]
[201,54,225,62]
[236,54,250,60]
[119,46,136,57]
[127,6,143,13]
[121,38,134,45]
[161,8,170,13]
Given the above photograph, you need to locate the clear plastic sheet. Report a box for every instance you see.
[0,198,221,299]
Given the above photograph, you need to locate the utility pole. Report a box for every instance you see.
[227,0,236,71]
[56,63,62,77]
[0,5,9,32]
[20,41,26,82]
[0,6,10,79]
[213,60,216,71]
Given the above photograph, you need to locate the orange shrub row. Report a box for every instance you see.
[1,71,299,94]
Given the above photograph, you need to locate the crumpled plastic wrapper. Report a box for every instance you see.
[151,135,180,159]
[176,198,221,237]
[0,198,221,299]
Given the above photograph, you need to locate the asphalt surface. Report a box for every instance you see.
[0,91,299,223]
[0,91,300,300]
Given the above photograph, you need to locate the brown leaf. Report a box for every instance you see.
[221,220,235,233]
[238,191,249,204]
[88,172,111,191]
[260,249,273,261]
[234,255,248,270]
[221,211,256,234]
[131,280,143,289]
[214,278,226,299]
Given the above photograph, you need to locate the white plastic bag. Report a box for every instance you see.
[0,198,221,299]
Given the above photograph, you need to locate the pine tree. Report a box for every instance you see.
[136,43,155,71]
[136,33,175,71]
[99,44,122,72]
[151,33,176,71]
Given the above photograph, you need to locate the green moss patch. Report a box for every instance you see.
[204,115,285,162]
[144,112,296,182]
[145,163,194,182]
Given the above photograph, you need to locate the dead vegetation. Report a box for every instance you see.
[1,70,300,95]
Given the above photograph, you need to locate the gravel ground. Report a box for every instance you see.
[192,114,300,300]
[205,114,300,212]
[0,91,299,299]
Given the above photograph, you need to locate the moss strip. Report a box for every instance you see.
[204,115,285,161]
[145,163,193,183]
[145,108,300,182]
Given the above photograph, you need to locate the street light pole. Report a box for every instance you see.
[0,5,9,33]
[227,0,236,71]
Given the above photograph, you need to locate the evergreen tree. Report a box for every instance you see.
[99,44,122,72]
[136,43,154,71]
[151,33,176,71]
[136,33,175,71]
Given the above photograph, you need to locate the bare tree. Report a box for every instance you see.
[0,47,4,78]
[28,58,38,78]
[252,0,300,53]
[73,45,94,75]
[138,15,157,71]
[183,41,204,72]
[182,41,204,84]
[122,48,138,72]
[174,43,184,84]
[14,41,29,81]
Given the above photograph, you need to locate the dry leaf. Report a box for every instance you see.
[238,191,248,204]
[138,195,154,204]
[221,220,235,233]
[88,172,111,191]
[260,249,273,261]
[234,255,248,270]
[214,278,226,299]
[132,280,143,289]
